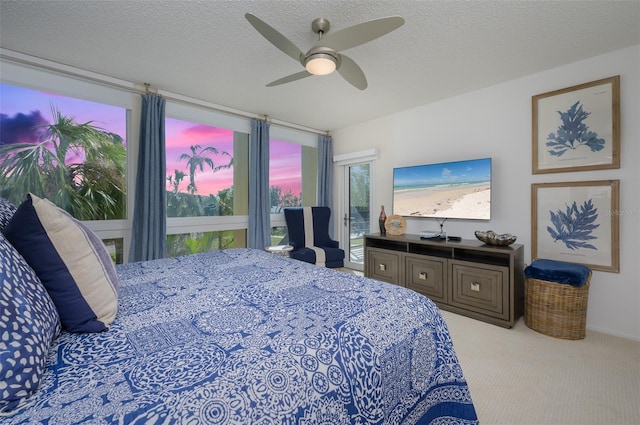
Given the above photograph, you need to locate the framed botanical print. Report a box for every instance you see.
[532,76,620,174]
[531,180,619,273]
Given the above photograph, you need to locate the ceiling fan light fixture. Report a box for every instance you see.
[305,53,337,75]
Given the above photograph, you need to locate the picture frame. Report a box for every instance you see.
[531,180,619,273]
[532,76,620,174]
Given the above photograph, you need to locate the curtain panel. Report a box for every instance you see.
[317,134,334,236]
[248,119,271,249]
[129,94,166,262]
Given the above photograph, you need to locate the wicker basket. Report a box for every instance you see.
[524,272,591,340]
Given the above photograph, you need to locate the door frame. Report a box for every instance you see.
[334,148,378,271]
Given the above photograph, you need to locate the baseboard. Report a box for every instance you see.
[586,325,640,342]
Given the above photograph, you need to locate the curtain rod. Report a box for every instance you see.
[155,88,326,136]
[0,48,328,136]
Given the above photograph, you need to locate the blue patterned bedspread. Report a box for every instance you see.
[4,248,477,424]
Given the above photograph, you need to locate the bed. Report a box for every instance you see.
[1,196,478,424]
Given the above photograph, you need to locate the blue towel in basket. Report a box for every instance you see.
[524,259,591,287]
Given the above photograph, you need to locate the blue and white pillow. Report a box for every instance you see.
[0,197,17,230]
[2,193,120,333]
[0,232,61,414]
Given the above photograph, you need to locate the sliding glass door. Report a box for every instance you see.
[342,162,371,271]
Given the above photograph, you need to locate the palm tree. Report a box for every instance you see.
[0,106,126,220]
[177,144,231,194]
[167,169,186,193]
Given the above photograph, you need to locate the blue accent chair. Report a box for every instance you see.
[284,207,345,268]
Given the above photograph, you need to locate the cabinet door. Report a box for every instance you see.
[365,248,401,285]
[405,254,446,303]
[450,260,509,320]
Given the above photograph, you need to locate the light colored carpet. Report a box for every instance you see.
[441,310,640,425]
[339,268,639,423]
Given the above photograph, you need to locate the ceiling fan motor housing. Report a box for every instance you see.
[302,46,341,72]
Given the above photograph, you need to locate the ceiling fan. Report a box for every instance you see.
[245,13,404,90]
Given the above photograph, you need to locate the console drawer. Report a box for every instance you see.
[450,260,509,320]
[366,248,401,285]
[405,254,447,303]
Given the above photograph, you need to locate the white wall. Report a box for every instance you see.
[333,45,640,341]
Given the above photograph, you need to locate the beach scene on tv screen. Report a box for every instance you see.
[393,158,491,220]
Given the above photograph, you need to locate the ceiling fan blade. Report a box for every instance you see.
[337,54,367,90]
[245,13,304,62]
[266,70,312,87]
[314,16,405,52]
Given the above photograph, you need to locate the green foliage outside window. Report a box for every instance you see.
[166,230,240,257]
[0,107,126,220]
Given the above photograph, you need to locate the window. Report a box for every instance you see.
[269,139,318,211]
[268,133,318,244]
[269,139,302,212]
[165,117,246,218]
[164,104,251,255]
[269,139,317,245]
[0,83,128,220]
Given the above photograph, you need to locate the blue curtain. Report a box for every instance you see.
[317,134,334,235]
[317,134,333,206]
[129,94,166,262]
[248,119,271,249]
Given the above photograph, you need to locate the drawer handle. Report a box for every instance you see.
[379,263,387,271]
[470,282,481,292]
[418,272,428,280]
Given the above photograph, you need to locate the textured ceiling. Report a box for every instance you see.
[1,1,638,132]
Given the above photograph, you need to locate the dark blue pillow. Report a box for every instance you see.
[0,232,61,414]
[2,194,119,332]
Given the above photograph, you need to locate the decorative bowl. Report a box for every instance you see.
[474,230,517,246]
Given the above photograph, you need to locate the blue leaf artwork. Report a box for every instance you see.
[546,101,605,157]
[547,199,599,250]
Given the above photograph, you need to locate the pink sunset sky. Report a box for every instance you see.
[165,118,302,196]
[1,83,302,197]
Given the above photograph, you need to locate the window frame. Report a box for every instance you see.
[0,59,137,261]
[269,127,317,229]
[164,101,251,240]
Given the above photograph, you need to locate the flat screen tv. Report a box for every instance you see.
[392,157,491,220]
